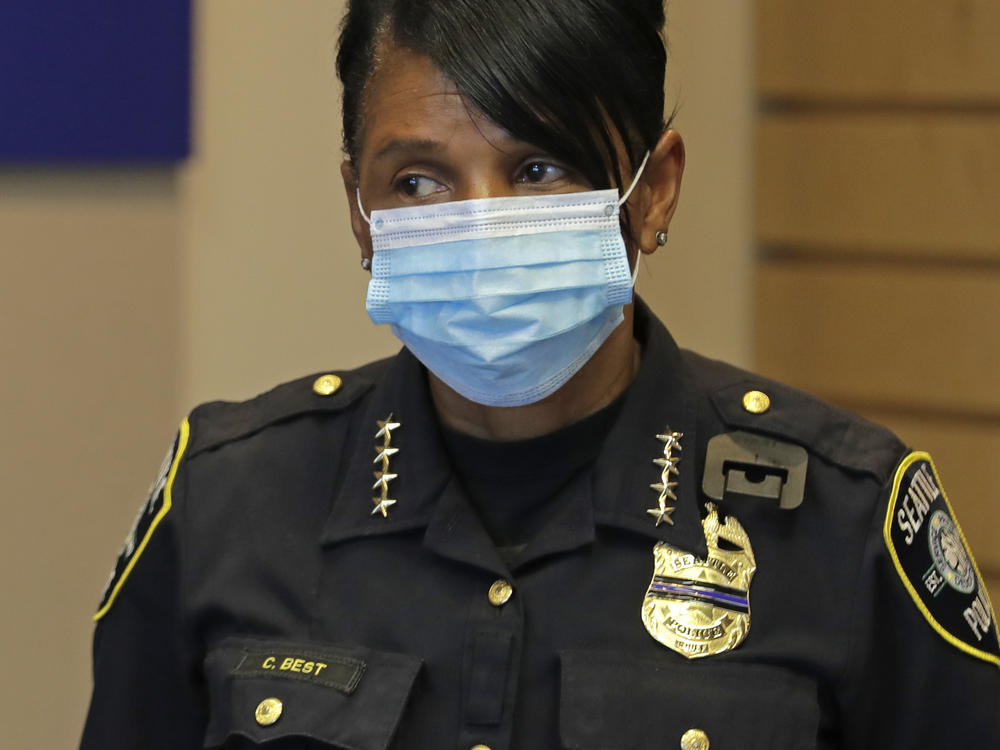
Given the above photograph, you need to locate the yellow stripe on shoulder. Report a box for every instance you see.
[93,418,190,622]
[883,451,1000,667]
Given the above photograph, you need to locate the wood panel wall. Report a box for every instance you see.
[755,0,1000,606]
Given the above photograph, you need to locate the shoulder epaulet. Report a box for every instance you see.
[683,351,905,484]
[186,357,392,458]
[93,358,392,621]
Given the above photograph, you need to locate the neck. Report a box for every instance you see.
[428,305,640,441]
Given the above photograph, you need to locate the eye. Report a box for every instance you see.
[394,174,446,198]
[518,161,568,184]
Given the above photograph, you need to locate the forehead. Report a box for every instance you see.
[359,41,516,158]
[367,41,456,110]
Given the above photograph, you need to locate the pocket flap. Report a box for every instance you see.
[204,638,422,749]
[560,650,818,749]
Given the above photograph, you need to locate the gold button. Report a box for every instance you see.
[313,374,342,396]
[471,745,492,750]
[254,697,283,727]
[488,579,513,607]
[680,728,710,750]
[742,389,771,414]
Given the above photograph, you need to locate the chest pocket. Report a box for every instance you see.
[203,638,422,749]
[560,650,819,750]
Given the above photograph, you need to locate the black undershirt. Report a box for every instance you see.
[440,393,626,566]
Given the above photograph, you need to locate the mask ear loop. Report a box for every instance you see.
[356,187,372,226]
[617,151,650,208]
[617,152,650,287]
[356,189,375,271]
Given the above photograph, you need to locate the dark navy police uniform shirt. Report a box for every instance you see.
[82,301,1000,749]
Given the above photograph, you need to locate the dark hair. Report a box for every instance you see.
[336,0,668,191]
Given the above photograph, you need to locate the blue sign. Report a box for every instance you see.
[0,1,191,162]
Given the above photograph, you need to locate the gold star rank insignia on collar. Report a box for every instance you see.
[371,414,400,518]
[647,429,682,527]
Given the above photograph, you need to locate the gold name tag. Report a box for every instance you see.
[260,655,329,675]
[232,647,366,693]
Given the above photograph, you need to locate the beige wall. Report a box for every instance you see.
[659,0,755,367]
[755,0,1000,602]
[0,2,753,746]
[178,0,395,408]
[0,170,182,748]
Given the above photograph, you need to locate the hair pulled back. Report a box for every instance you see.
[336,0,668,191]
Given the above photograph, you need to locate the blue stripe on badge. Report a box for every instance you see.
[649,577,750,612]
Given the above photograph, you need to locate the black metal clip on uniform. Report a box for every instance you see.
[702,431,808,510]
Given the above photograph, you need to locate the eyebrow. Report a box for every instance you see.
[372,138,446,161]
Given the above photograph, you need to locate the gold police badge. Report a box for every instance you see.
[641,503,756,658]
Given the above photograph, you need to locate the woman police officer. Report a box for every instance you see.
[82,1,1000,747]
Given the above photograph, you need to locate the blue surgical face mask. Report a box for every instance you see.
[359,153,648,407]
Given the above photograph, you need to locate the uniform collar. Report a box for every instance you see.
[320,347,454,543]
[320,298,708,563]
[589,299,707,558]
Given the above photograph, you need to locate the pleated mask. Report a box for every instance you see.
[360,154,647,407]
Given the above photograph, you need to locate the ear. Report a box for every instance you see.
[341,159,373,265]
[632,129,685,255]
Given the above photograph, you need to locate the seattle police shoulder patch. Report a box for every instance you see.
[93,418,190,621]
[884,451,1000,667]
